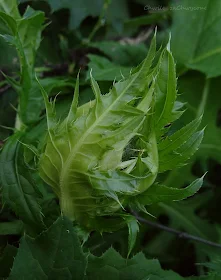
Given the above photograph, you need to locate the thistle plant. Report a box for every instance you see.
[38,33,204,250]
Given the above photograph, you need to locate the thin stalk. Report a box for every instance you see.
[133,211,221,249]
[87,0,111,43]
[197,78,210,118]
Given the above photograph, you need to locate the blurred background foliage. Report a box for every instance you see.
[0,0,221,278]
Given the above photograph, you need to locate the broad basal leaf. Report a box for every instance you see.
[171,0,221,78]
[86,247,185,280]
[9,216,87,280]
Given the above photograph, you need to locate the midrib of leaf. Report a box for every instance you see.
[190,46,221,64]
[156,51,176,128]
[14,142,37,220]
[60,71,144,186]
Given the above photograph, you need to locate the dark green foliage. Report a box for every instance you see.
[9,216,87,280]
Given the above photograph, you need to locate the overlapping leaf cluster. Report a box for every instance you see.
[0,0,45,127]
[38,32,204,243]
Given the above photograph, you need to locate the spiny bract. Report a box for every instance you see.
[38,33,204,238]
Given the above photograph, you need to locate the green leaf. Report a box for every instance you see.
[201,258,221,276]
[135,175,205,205]
[105,0,129,34]
[0,132,44,233]
[158,116,202,154]
[47,0,103,29]
[0,88,17,140]
[155,47,177,132]
[0,35,17,66]
[89,41,148,67]
[0,12,17,35]
[9,216,87,280]
[171,0,221,78]
[178,72,221,165]
[123,215,139,257]
[159,129,204,172]
[0,220,23,235]
[0,0,20,19]
[86,247,185,280]
[124,12,169,29]
[0,245,18,279]
[0,6,44,66]
[87,54,131,81]
[162,72,221,189]
[158,116,204,172]
[18,7,45,66]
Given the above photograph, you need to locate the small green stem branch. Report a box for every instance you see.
[133,212,221,249]
[87,0,111,43]
[197,78,210,118]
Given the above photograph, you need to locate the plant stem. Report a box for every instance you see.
[133,211,221,249]
[87,0,111,43]
[197,78,210,118]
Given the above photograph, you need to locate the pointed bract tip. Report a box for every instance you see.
[202,172,208,179]
[35,73,48,103]
[76,68,81,78]
[166,32,171,51]
[89,68,93,78]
